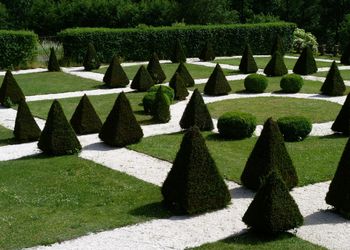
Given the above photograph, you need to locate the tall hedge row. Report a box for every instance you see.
[58,22,296,63]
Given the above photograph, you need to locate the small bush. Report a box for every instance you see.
[83,43,100,71]
[280,74,304,93]
[48,47,61,72]
[153,86,171,123]
[244,74,268,93]
[103,55,129,88]
[332,93,350,135]
[169,72,189,100]
[264,51,288,77]
[320,61,346,96]
[271,34,284,55]
[292,46,318,75]
[204,64,231,96]
[292,28,318,53]
[217,112,257,139]
[130,65,155,92]
[199,41,215,61]
[142,85,174,114]
[239,43,258,74]
[175,63,195,87]
[0,70,25,106]
[277,116,312,142]
[147,52,166,84]
[170,39,186,63]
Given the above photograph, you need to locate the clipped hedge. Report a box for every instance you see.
[277,116,312,142]
[244,74,268,93]
[58,22,296,63]
[280,74,304,93]
[217,112,257,139]
[0,30,38,69]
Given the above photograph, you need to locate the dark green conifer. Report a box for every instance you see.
[14,99,41,142]
[130,65,154,92]
[99,92,143,147]
[169,72,189,100]
[239,43,258,74]
[147,53,166,84]
[332,93,350,134]
[0,70,25,106]
[243,171,303,234]
[271,34,284,55]
[199,41,215,61]
[341,42,350,65]
[70,94,102,135]
[103,55,129,88]
[320,61,346,96]
[204,64,231,96]
[241,118,298,191]
[153,86,171,123]
[83,43,100,71]
[38,100,81,155]
[48,47,61,72]
[264,51,288,77]
[180,89,214,131]
[293,46,318,75]
[162,126,230,214]
[175,62,195,87]
[170,39,186,63]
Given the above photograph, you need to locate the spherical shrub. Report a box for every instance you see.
[217,112,257,139]
[244,74,268,93]
[277,116,312,142]
[280,74,304,93]
[143,85,174,114]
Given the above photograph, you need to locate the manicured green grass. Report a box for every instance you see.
[0,125,14,146]
[128,132,347,186]
[0,155,169,249]
[314,70,350,80]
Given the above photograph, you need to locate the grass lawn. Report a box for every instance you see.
[0,125,14,146]
[313,70,350,80]
[128,132,347,186]
[0,155,169,249]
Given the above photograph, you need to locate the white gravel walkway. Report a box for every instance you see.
[0,68,47,76]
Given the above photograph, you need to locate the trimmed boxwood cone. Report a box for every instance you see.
[161,126,230,214]
[175,62,195,87]
[271,34,284,55]
[0,70,25,106]
[332,93,350,135]
[180,89,214,131]
[14,99,41,142]
[243,171,303,234]
[241,118,298,190]
[99,92,143,147]
[131,65,155,91]
[293,46,318,75]
[103,55,129,88]
[320,61,346,96]
[169,72,189,100]
[153,86,171,123]
[204,64,231,96]
[48,47,61,72]
[147,52,166,84]
[341,42,350,65]
[70,94,102,135]
[264,51,288,77]
[38,100,81,155]
[170,39,186,63]
[83,43,100,71]
[239,43,258,74]
[199,41,215,61]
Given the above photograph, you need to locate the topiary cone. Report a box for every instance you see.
[83,43,100,71]
[153,86,171,123]
[103,55,129,88]
[332,93,350,135]
[169,72,189,100]
[175,62,195,87]
[14,99,41,142]
[204,64,231,96]
[162,126,230,214]
[99,92,143,147]
[199,41,215,61]
[271,34,285,55]
[293,46,318,75]
[38,100,81,155]
[341,42,350,65]
[130,65,154,92]
[180,89,214,131]
[241,118,298,190]
[147,52,166,84]
[70,94,102,135]
[239,43,258,74]
[170,39,186,63]
[243,171,303,234]
[0,70,25,106]
[320,61,346,96]
[264,51,288,77]
[48,47,61,72]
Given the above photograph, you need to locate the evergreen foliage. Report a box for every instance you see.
[152,86,171,123]
[175,62,195,87]
[204,64,231,96]
[130,65,155,91]
[271,34,284,55]
[170,39,186,63]
[239,43,258,74]
[147,52,166,84]
[161,126,231,214]
[169,72,189,100]
[142,85,174,114]
[320,61,346,96]
[277,116,312,142]
[244,74,268,93]
[217,112,257,139]
[292,46,318,75]
[83,42,100,71]
[103,55,129,88]
[341,42,350,65]
[332,93,350,135]
[280,74,304,93]
[0,70,25,106]
[47,47,61,72]
[199,41,215,61]
[264,51,288,77]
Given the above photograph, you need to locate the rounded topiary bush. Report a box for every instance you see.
[142,85,174,114]
[244,74,268,93]
[277,116,312,142]
[217,112,257,139]
[280,74,304,93]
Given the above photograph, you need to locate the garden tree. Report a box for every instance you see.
[179,89,214,131]
[175,62,195,87]
[152,86,171,123]
[239,43,258,73]
[99,92,143,147]
[320,61,346,96]
[0,70,25,105]
[170,39,186,63]
[264,51,288,77]
[14,98,41,142]
[70,94,102,135]
[199,41,216,61]
[47,47,60,72]
[130,65,155,91]
[204,64,232,96]
[147,52,166,84]
[293,46,318,75]
[83,43,100,71]
[241,118,298,190]
[161,126,231,214]
[331,93,350,134]
[341,42,350,65]
[103,55,129,88]
[242,171,303,234]
[271,34,285,55]
[169,72,189,100]
[38,100,82,155]
[230,0,253,23]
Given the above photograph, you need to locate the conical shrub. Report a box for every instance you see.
[271,34,284,55]
[38,100,81,155]
[0,70,25,106]
[175,62,195,87]
[170,39,186,63]
[264,51,288,77]
[48,47,60,72]
[332,93,350,134]
[169,72,189,100]
[320,61,346,96]
[239,43,258,74]
[199,41,215,61]
[83,43,100,71]
[341,42,350,65]
[180,89,214,131]
[241,118,298,191]
[70,94,102,135]
[14,99,41,142]
[147,52,166,84]
[243,171,303,234]
[293,46,318,75]
[130,65,154,92]
[162,126,231,214]
[99,92,143,147]
[204,64,231,96]
[103,55,129,88]
[153,86,171,123]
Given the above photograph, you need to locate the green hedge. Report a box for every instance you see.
[0,30,38,69]
[58,22,296,63]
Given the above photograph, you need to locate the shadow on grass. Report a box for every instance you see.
[319,133,347,140]
[129,201,172,219]
[205,133,250,142]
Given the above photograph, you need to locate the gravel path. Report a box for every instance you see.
[0,68,47,76]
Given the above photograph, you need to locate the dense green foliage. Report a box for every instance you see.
[320,61,346,96]
[130,65,155,92]
[47,48,61,72]
[264,51,288,77]
[103,55,129,88]
[147,53,166,84]
[199,41,216,61]
[0,70,25,106]
[341,42,350,65]
[170,39,186,63]
[271,34,285,55]
[280,74,304,93]
[277,116,312,142]
[244,74,268,93]
[217,112,257,139]
[152,86,171,123]
[175,63,195,87]
[169,72,189,100]
[83,43,100,71]
[239,43,258,74]
[142,85,174,114]
[332,93,350,135]
[293,46,318,75]
[204,64,231,96]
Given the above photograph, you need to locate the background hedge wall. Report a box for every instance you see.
[0,30,38,69]
[58,22,296,63]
